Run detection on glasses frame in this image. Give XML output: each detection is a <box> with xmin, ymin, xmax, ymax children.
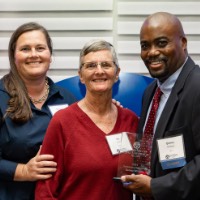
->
<box><xmin>81</xmin><ymin>61</ymin><xmax>117</xmax><ymax>71</ymax></box>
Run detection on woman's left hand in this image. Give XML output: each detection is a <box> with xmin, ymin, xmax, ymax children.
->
<box><xmin>14</xmin><ymin>146</ymin><xmax>57</xmax><ymax>181</ymax></box>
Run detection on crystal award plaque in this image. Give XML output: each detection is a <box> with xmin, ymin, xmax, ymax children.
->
<box><xmin>114</xmin><ymin>132</ymin><xmax>150</xmax><ymax>180</ymax></box>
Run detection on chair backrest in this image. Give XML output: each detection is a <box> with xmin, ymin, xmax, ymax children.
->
<box><xmin>56</xmin><ymin>72</ymin><xmax>153</xmax><ymax>116</ymax></box>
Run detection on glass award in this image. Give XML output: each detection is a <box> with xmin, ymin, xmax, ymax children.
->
<box><xmin>113</xmin><ymin>132</ymin><xmax>149</xmax><ymax>180</ymax></box>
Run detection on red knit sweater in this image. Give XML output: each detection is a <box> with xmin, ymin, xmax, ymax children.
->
<box><xmin>35</xmin><ymin>102</ymin><xmax>138</xmax><ymax>200</ymax></box>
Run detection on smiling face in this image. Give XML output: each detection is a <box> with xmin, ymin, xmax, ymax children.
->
<box><xmin>14</xmin><ymin>30</ymin><xmax>52</xmax><ymax>81</ymax></box>
<box><xmin>140</xmin><ymin>12</ymin><xmax>187</xmax><ymax>82</ymax></box>
<box><xmin>79</xmin><ymin>50</ymin><xmax>120</xmax><ymax>94</ymax></box>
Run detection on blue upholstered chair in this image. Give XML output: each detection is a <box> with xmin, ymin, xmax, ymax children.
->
<box><xmin>56</xmin><ymin>72</ymin><xmax>153</xmax><ymax>116</ymax></box>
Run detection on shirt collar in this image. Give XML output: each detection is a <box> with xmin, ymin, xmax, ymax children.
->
<box><xmin>157</xmin><ymin>57</ymin><xmax>188</xmax><ymax>96</ymax></box>
<box><xmin>47</xmin><ymin>77</ymin><xmax>64</xmax><ymax>98</ymax></box>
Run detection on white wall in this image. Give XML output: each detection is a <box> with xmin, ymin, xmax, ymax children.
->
<box><xmin>0</xmin><ymin>0</ymin><xmax>200</xmax><ymax>82</ymax></box>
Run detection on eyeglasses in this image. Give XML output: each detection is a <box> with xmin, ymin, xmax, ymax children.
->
<box><xmin>81</xmin><ymin>61</ymin><xmax>116</xmax><ymax>70</ymax></box>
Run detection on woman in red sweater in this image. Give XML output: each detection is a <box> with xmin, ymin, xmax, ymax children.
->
<box><xmin>35</xmin><ymin>39</ymin><xmax>138</xmax><ymax>200</ymax></box>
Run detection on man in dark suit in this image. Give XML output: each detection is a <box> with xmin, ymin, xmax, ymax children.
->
<box><xmin>121</xmin><ymin>12</ymin><xmax>200</xmax><ymax>200</ymax></box>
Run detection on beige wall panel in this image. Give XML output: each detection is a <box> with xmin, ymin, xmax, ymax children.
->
<box><xmin>118</xmin><ymin>2</ymin><xmax>200</xmax><ymax>15</ymax></box>
<box><xmin>0</xmin><ymin>0</ymin><xmax>113</xmax><ymax>11</ymax></box>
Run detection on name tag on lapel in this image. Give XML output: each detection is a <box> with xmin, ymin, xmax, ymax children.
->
<box><xmin>157</xmin><ymin>134</ymin><xmax>186</xmax><ymax>170</ymax></box>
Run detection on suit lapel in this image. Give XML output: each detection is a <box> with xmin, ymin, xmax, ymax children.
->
<box><xmin>150</xmin><ymin>57</ymin><xmax>196</xmax><ymax>175</ymax></box>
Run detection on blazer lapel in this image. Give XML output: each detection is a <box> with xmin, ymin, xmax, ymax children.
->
<box><xmin>150</xmin><ymin>56</ymin><xmax>196</xmax><ymax>175</ymax></box>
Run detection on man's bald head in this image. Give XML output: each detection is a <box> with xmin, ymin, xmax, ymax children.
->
<box><xmin>140</xmin><ymin>12</ymin><xmax>185</xmax><ymax>39</ymax></box>
<box><xmin>140</xmin><ymin>12</ymin><xmax>187</xmax><ymax>82</ymax></box>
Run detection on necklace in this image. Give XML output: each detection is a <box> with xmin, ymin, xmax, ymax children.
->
<box><xmin>29</xmin><ymin>79</ymin><xmax>49</xmax><ymax>104</ymax></box>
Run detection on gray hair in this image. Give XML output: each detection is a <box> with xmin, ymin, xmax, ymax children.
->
<box><xmin>79</xmin><ymin>39</ymin><xmax>119</xmax><ymax>69</ymax></box>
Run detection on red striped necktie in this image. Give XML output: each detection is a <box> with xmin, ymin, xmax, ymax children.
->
<box><xmin>139</xmin><ymin>87</ymin><xmax>163</xmax><ymax>174</ymax></box>
<box><xmin>140</xmin><ymin>87</ymin><xmax>162</xmax><ymax>200</ymax></box>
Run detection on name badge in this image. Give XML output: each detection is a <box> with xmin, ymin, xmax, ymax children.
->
<box><xmin>48</xmin><ymin>104</ymin><xmax>68</xmax><ymax>116</ymax></box>
<box><xmin>157</xmin><ymin>135</ymin><xmax>186</xmax><ymax>170</ymax></box>
<box><xmin>106</xmin><ymin>132</ymin><xmax>133</xmax><ymax>155</ymax></box>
